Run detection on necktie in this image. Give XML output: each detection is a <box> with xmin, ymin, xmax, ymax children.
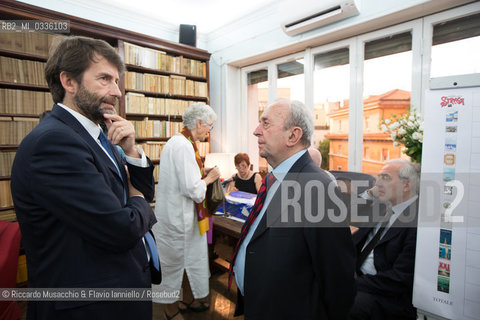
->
<box><xmin>144</xmin><ymin>232</ymin><xmax>160</xmax><ymax>271</ymax></box>
<box><xmin>356</xmin><ymin>208</ymin><xmax>394</xmax><ymax>274</ymax></box>
<box><xmin>99</xmin><ymin>131</ymin><xmax>127</xmax><ymax>204</ymax></box>
<box><xmin>99</xmin><ymin>131</ymin><xmax>156</xmax><ymax>269</ymax></box>
<box><xmin>98</xmin><ymin>131</ymin><xmax>121</xmax><ymax>175</ymax></box>
<box><xmin>228</xmin><ymin>172</ymin><xmax>276</xmax><ymax>290</ymax></box>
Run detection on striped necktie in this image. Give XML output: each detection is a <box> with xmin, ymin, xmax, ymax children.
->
<box><xmin>228</xmin><ymin>172</ymin><xmax>276</xmax><ymax>290</ymax></box>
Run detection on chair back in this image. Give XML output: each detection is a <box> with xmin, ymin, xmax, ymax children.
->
<box><xmin>329</xmin><ymin>171</ymin><xmax>376</xmax><ymax>195</ymax></box>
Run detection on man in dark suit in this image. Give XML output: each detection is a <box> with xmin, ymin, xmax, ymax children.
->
<box><xmin>231</xmin><ymin>99</ymin><xmax>356</xmax><ymax>319</ymax></box>
<box><xmin>11</xmin><ymin>36</ymin><xmax>159</xmax><ymax>320</ymax></box>
<box><xmin>349</xmin><ymin>159</ymin><xmax>420</xmax><ymax>320</ymax></box>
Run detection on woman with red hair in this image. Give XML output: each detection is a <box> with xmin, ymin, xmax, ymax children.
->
<box><xmin>227</xmin><ymin>153</ymin><xmax>262</xmax><ymax>194</ymax></box>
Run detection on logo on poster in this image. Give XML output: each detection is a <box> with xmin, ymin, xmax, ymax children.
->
<box><xmin>440</xmin><ymin>96</ymin><xmax>464</xmax><ymax>108</ymax></box>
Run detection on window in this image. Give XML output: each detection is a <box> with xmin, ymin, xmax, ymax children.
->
<box><xmin>247</xmin><ymin>69</ymin><xmax>269</xmax><ymax>174</ymax></box>
<box><xmin>382</xmin><ymin>148</ymin><xmax>389</xmax><ymax>161</ymax></box>
<box><xmin>362</xmin><ymin>31</ymin><xmax>412</xmax><ymax>173</ymax></box>
<box><xmin>237</xmin><ymin>6</ymin><xmax>477</xmax><ymax>176</ymax></box>
<box><xmin>431</xmin><ymin>13</ymin><xmax>480</xmax><ymax>78</ymax></box>
<box><xmin>313</xmin><ymin>47</ymin><xmax>350</xmax><ymax>171</ymax></box>
<box><xmin>277</xmin><ymin>59</ymin><xmax>304</xmax><ymax>101</ymax></box>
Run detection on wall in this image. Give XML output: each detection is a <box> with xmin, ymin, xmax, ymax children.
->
<box><xmin>17</xmin><ymin>0</ymin><xmax>209</xmax><ymax>48</ymax></box>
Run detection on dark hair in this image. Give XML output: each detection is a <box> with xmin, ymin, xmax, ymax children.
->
<box><xmin>234</xmin><ymin>153</ymin><xmax>250</xmax><ymax>166</ymax></box>
<box><xmin>45</xmin><ymin>36</ymin><xmax>124</xmax><ymax>103</ymax></box>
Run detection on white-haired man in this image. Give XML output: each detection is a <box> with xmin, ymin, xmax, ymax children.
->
<box><xmin>230</xmin><ymin>99</ymin><xmax>356</xmax><ymax>319</ymax></box>
<box><xmin>350</xmin><ymin>159</ymin><xmax>420</xmax><ymax>320</ymax></box>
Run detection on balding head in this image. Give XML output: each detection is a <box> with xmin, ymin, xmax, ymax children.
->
<box><xmin>308</xmin><ymin>147</ymin><xmax>322</xmax><ymax>167</ymax></box>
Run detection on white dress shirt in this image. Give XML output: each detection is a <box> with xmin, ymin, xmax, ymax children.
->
<box><xmin>57</xmin><ymin>103</ymin><xmax>147</xmax><ymax>167</ymax></box>
<box><xmin>360</xmin><ymin>195</ymin><xmax>418</xmax><ymax>275</ymax></box>
<box><xmin>234</xmin><ymin>149</ymin><xmax>306</xmax><ymax>295</ymax></box>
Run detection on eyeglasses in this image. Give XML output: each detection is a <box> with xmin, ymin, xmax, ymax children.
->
<box><xmin>377</xmin><ymin>173</ymin><xmax>393</xmax><ymax>182</ymax></box>
<box><xmin>204</xmin><ymin>122</ymin><xmax>214</xmax><ymax>130</ymax></box>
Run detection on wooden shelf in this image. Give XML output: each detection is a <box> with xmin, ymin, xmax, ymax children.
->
<box><xmin>0</xmin><ymin>176</ymin><xmax>12</xmax><ymax>181</ymax></box>
<box><xmin>135</xmin><ymin>137</ymin><xmax>170</xmax><ymax>142</ymax></box>
<box><xmin>0</xmin><ymin>113</ymin><xmax>40</xmax><ymax>119</ymax></box>
<box><xmin>0</xmin><ymin>145</ymin><xmax>19</xmax><ymax>151</ymax></box>
<box><xmin>125</xmin><ymin>64</ymin><xmax>207</xmax><ymax>82</ymax></box>
<box><xmin>0</xmin><ymin>48</ymin><xmax>47</xmax><ymax>62</ymax></box>
<box><xmin>0</xmin><ymin>206</ymin><xmax>14</xmax><ymax>212</ymax></box>
<box><xmin>0</xmin><ymin>81</ymin><xmax>49</xmax><ymax>91</ymax></box>
<box><xmin>124</xmin><ymin>89</ymin><xmax>208</xmax><ymax>102</ymax></box>
<box><xmin>126</xmin><ymin>113</ymin><xmax>183</xmax><ymax>121</ymax></box>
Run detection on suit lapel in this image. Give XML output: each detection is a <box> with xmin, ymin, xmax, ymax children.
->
<box><xmin>249</xmin><ymin>152</ymin><xmax>311</xmax><ymax>243</ymax></box>
<box><xmin>50</xmin><ymin>105</ymin><xmax>126</xmax><ymax>185</ymax></box>
<box><xmin>376</xmin><ymin>199</ymin><xmax>419</xmax><ymax>246</ymax></box>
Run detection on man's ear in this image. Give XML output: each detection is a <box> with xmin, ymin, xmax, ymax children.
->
<box><xmin>403</xmin><ymin>178</ymin><xmax>412</xmax><ymax>194</ymax></box>
<box><xmin>59</xmin><ymin>71</ymin><xmax>78</xmax><ymax>95</ymax></box>
<box><xmin>286</xmin><ymin>127</ymin><xmax>303</xmax><ymax>147</ymax></box>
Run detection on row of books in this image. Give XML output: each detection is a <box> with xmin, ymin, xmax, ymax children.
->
<box><xmin>0</xmin><ymin>208</ymin><xmax>16</xmax><ymax>222</ymax></box>
<box><xmin>0</xmin><ymin>151</ymin><xmax>16</xmax><ymax>176</ymax></box>
<box><xmin>123</xmin><ymin>42</ymin><xmax>206</xmax><ymax>77</ymax></box>
<box><xmin>0</xmin><ymin>180</ymin><xmax>13</xmax><ymax>208</ymax></box>
<box><xmin>0</xmin><ymin>32</ymin><xmax>61</xmax><ymax>57</ymax></box>
<box><xmin>0</xmin><ymin>56</ymin><xmax>47</xmax><ymax>86</ymax></box>
<box><xmin>124</xmin><ymin>71</ymin><xmax>208</xmax><ymax>97</ymax></box>
<box><xmin>153</xmin><ymin>164</ymin><xmax>159</xmax><ymax>184</ymax></box>
<box><xmin>138</xmin><ymin>141</ymin><xmax>166</xmax><ymax>161</ymax></box>
<box><xmin>0</xmin><ymin>119</ymin><xmax>39</xmax><ymax>145</ymax></box>
<box><xmin>0</xmin><ymin>89</ymin><xmax>53</xmax><ymax>115</ymax></box>
<box><xmin>138</xmin><ymin>140</ymin><xmax>209</xmax><ymax>161</ymax></box>
<box><xmin>131</xmin><ymin>119</ymin><xmax>182</xmax><ymax>138</ymax></box>
<box><xmin>126</xmin><ymin>93</ymin><xmax>198</xmax><ymax>116</ymax></box>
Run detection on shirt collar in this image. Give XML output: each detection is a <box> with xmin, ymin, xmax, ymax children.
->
<box><xmin>271</xmin><ymin>149</ymin><xmax>307</xmax><ymax>183</ymax></box>
<box><xmin>387</xmin><ymin>194</ymin><xmax>418</xmax><ymax>228</ymax></box>
<box><xmin>57</xmin><ymin>103</ymin><xmax>102</xmax><ymax>141</ymax></box>
<box><xmin>392</xmin><ymin>195</ymin><xmax>418</xmax><ymax>215</ymax></box>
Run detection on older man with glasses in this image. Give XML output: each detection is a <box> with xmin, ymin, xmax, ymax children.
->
<box><xmin>349</xmin><ymin>159</ymin><xmax>421</xmax><ymax>320</ymax></box>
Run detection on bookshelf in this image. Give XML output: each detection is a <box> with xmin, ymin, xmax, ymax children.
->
<box><xmin>0</xmin><ymin>1</ymin><xmax>211</xmax><ymax>222</ymax></box>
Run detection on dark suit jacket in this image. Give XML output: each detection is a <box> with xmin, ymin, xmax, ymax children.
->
<box><xmin>235</xmin><ymin>151</ymin><xmax>356</xmax><ymax>320</ymax></box>
<box><xmin>10</xmin><ymin>104</ymin><xmax>158</xmax><ymax>320</ymax></box>
<box><xmin>353</xmin><ymin>199</ymin><xmax>418</xmax><ymax>320</ymax></box>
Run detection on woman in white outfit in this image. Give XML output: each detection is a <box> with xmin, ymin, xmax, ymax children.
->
<box><xmin>152</xmin><ymin>103</ymin><xmax>220</xmax><ymax>320</ymax></box>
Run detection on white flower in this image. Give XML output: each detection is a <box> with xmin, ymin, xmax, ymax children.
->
<box><xmin>384</xmin><ymin>119</ymin><xmax>391</xmax><ymax>125</ymax></box>
<box><xmin>409</xmin><ymin>115</ymin><xmax>415</xmax><ymax>121</ymax></box>
<box><xmin>417</xmin><ymin>132</ymin><xmax>423</xmax><ymax>141</ymax></box>
<box><xmin>398</xmin><ymin>128</ymin><xmax>407</xmax><ymax>135</ymax></box>
<box><xmin>412</xmin><ymin>132</ymin><xmax>420</xmax><ymax>140</ymax></box>
<box><xmin>381</xmin><ymin>124</ymin><xmax>388</xmax><ymax>132</ymax></box>
<box><xmin>389</xmin><ymin>122</ymin><xmax>400</xmax><ymax>130</ymax></box>
<box><xmin>407</xmin><ymin>121</ymin><xmax>415</xmax><ymax>128</ymax></box>
<box><xmin>393</xmin><ymin>141</ymin><xmax>400</xmax><ymax>147</ymax></box>
<box><xmin>419</xmin><ymin>123</ymin><xmax>424</xmax><ymax>131</ymax></box>
<box><xmin>391</xmin><ymin>131</ymin><xmax>397</xmax><ymax>139</ymax></box>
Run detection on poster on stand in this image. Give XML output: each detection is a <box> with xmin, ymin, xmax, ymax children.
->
<box><xmin>413</xmin><ymin>84</ymin><xmax>480</xmax><ymax>320</ymax></box>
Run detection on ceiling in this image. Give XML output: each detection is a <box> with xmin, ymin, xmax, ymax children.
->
<box><xmin>95</xmin><ymin>0</ymin><xmax>278</xmax><ymax>34</ymax></box>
